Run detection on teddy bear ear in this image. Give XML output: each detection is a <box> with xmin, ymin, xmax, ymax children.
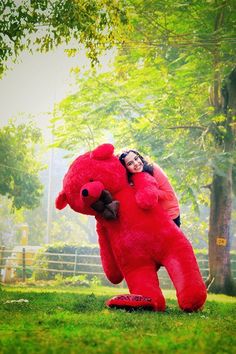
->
<box><xmin>91</xmin><ymin>144</ymin><xmax>114</xmax><ymax>160</ymax></box>
<box><xmin>55</xmin><ymin>191</ymin><xmax>68</xmax><ymax>210</ymax></box>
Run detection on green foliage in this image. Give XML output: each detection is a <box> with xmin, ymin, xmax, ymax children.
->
<box><xmin>52</xmin><ymin>0</ymin><xmax>236</xmax><ymax>212</ymax></box>
<box><xmin>0</xmin><ymin>122</ymin><xmax>44</xmax><ymax>210</ymax></box>
<box><xmin>180</xmin><ymin>207</ymin><xmax>209</xmax><ymax>248</ymax></box>
<box><xmin>50</xmin><ymin>213</ymin><xmax>92</xmax><ymax>244</ymax></box>
<box><xmin>23</xmin><ymin>203</ymin><xmax>47</xmax><ymax>245</ymax></box>
<box><xmin>15</xmin><ymin>267</ymin><xmax>33</xmax><ymax>279</ymax></box>
<box><xmin>42</xmin><ymin>242</ymin><xmax>99</xmax><ymax>255</ymax></box>
<box><xmin>0</xmin><ymin>286</ymin><xmax>235</xmax><ymax>353</ymax></box>
<box><xmin>54</xmin><ymin>274</ymin><xmax>101</xmax><ymax>288</ymax></box>
<box><xmin>90</xmin><ymin>275</ymin><xmax>102</xmax><ymax>287</ymax></box>
<box><xmin>63</xmin><ymin>274</ymin><xmax>90</xmax><ymax>287</ymax></box>
<box><xmin>33</xmin><ymin>242</ymin><xmax>101</xmax><ymax>280</ymax></box>
<box><xmin>0</xmin><ymin>196</ymin><xmax>23</xmax><ymax>246</ymax></box>
<box><xmin>0</xmin><ymin>0</ymin><xmax>128</xmax><ymax>76</ymax></box>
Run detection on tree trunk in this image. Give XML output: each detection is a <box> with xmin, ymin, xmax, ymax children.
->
<box><xmin>206</xmin><ymin>167</ymin><xmax>235</xmax><ymax>294</ymax></box>
<box><xmin>206</xmin><ymin>68</ymin><xmax>236</xmax><ymax>295</ymax></box>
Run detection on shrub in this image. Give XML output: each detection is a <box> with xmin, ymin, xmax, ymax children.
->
<box><xmin>32</xmin><ymin>243</ymin><xmax>102</xmax><ymax>281</ymax></box>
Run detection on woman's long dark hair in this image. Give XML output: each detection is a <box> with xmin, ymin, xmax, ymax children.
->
<box><xmin>119</xmin><ymin>149</ymin><xmax>154</xmax><ymax>182</ymax></box>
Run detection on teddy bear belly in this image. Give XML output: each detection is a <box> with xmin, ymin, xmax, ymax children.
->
<box><xmin>105</xmin><ymin>221</ymin><xmax>168</xmax><ymax>271</ymax></box>
<box><xmin>99</xmin><ymin>187</ymin><xmax>188</xmax><ymax>273</ymax></box>
<box><xmin>102</xmin><ymin>199</ymin><xmax>187</xmax><ymax>272</ymax></box>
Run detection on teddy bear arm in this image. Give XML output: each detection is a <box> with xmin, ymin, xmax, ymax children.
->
<box><xmin>96</xmin><ymin>222</ymin><xmax>124</xmax><ymax>284</ymax></box>
<box><xmin>132</xmin><ymin>173</ymin><xmax>159</xmax><ymax>209</ymax></box>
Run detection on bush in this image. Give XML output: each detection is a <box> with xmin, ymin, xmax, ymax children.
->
<box><xmin>32</xmin><ymin>242</ymin><xmax>102</xmax><ymax>281</ymax></box>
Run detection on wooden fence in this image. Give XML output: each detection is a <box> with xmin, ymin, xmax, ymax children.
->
<box><xmin>0</xmin><ymin>246</ymin><xmax>236</xmax><ymax>288</ymax></box>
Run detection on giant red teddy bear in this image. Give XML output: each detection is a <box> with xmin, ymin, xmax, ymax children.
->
<box><xmin>56</xmin><ymin>143</ymin><xmax>207</xmax><ymax>312</ymax></box>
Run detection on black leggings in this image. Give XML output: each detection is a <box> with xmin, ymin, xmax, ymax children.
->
<box><xmin>173</xmin><ymin>215</ymin><xmax>181</xmax><ymax>228</ymax></box>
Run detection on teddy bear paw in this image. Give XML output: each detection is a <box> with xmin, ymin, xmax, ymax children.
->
<box><xmin>106</xmin><ymin>294</ymin><xmax>157</xmax><ymax>311</ymax></box>
<box><xmin>135</xmin><ymin>190</ymin><xmax>159</xmax><ymax>209</ymax></box>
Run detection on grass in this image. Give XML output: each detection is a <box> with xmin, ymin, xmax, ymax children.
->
<box><xmin>0</xmin><ymin>284</ymin><xmax>236</xmax><ymax>354</ymax></box>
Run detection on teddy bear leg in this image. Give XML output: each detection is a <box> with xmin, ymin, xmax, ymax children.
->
<box><xmin>164</xmin><ymin>256</ymin><xmax>207</xmax><ymax>312</ymax></box>
<box><xmin>106</xmin><ymin>265</ymin><xmax>165</xmax><ymax>311</ymax></box>
<box><xmin>125</xmin><ymin>265</ymin><xmax>166</xmax><ymax>311</ymax></box>
<box><xmin>179</xmin><ymin>279</ymin><xmax>207</xmax><ymax>312</ymax></box>
<box><xmin>177</xmin><ymin>283</ymin><xmax>207</xmax><ymax>312</ymax></box>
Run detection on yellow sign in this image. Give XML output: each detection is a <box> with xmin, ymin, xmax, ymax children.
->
<box><xmin>216</xmin><ymin>237</ymin><xmax>227</xmax><ymax>246</ymax></box>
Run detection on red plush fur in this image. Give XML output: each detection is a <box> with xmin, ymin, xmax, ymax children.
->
<box><xmin>56</xmin><ymin>143</ymin><xmax>207</xmax><ymax>312</ymax></box>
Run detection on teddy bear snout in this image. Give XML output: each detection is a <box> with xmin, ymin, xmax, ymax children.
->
<box><xmin>82</xmin><ymin>189</ymin><xmax>89</xmax><ymax>197</ymax></box>
<box><xmin>80</xmin><ymin>181</ymin><xmax>105</xmax><ymax>200</ymax></box>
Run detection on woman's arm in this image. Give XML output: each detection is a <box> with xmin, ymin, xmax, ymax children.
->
<box><xmin>152</xmin><ymin>164</ymin><xmax>177</xmax><ymax>201</ymax></box>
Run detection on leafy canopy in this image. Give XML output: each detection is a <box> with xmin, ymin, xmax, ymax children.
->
<box><xmin>51</xmin><ymin>2</ymin><xmax>236</xmax><ymax>293</ymax></box>
<box><xmin>52</xmin><ymin>0</ymin><xmax>236</xmax><ymax>208</ymax></box>
<box><xmin>0</xmin><ymin>0</ymin><xmax>128</xmax><ymax>77</ymax></box>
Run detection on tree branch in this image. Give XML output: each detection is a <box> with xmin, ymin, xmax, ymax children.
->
<box><xmin>201</xmin><ymin>184</ymin><xmax>212</xmax><ymax>190</ymax></box>
<box><xmin>168</xmin><ymin>125</ymin><xmax>205</xmax><ymax>130</ymax></box>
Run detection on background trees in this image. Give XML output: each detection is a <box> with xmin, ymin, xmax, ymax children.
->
<box><xmin>0</xmin><ymin>0</ymin><xmax>235</xmax><ymax>294</ymax></box>
<box><xmin>0</xmin><ymin>122</ymin><xmax>43</xmax><ymax>209</ymax></box>
<box><xmin>52</xmin><ymin>0</ymin><xmax>236</xmax><ymax>294</ymax></box>
<box><xmin>1</xmin><ymin>0</ymin><xmax>127</xmax><ymax>246</ymax></box>
<box><xmin>0</xmin><ymin>122</ymin><xmax>44</xmax><ymax>247</ymax></box>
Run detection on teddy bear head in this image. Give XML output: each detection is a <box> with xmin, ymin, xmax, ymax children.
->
<box><xmin>55</xmin><ymin>143</ymin><xmax>128</xmax><ymax>217</ymax></box>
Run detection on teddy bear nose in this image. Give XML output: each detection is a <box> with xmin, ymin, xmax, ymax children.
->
<box><xmin>82</xmin><ymin>189</ymin><xmax>89</xmax><ymax>197</ymax></box>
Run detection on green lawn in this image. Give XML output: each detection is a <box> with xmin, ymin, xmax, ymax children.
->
<box><xmin>0</xmin><ymin>285</ymin><xmax>235</xmax><ymax>354</ymax></box>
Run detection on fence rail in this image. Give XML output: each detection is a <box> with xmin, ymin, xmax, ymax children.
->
<box><xmin>0</xmin><ymin>246</ymin><xmax>236</xmax><ymax>288</ymax></box>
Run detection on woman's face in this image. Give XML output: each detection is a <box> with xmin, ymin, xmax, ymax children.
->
<box><xmin>124</xmin><ymin>151</ymin><xmax>144</xmax><ymax>174</ymax></box>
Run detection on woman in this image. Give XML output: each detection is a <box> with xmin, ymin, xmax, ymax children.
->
<box><xmin>119</xmin><ymin>149</ymin><xmax>181</xmax><ymax>227</ymax></box>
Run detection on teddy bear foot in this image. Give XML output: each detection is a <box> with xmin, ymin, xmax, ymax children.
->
<box><xmin>106</xmin><ymin>294</ymin><xmax>158</xmax><ymax>311</ymax></box>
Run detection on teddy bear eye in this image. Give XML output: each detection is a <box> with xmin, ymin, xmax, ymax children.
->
<box><xmin>89</xmin><ymin>178</ymin><xmax>94</xmax><ymax>182</ymax></box>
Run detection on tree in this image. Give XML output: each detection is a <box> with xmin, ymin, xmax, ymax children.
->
<box><xmin>206</xmin><ymin>67</ymin><xmax>236</xmax><ymax>294</ymax></box>
<box><xmin>52</xmin><ymin>0</ymin><xmax>236</xmax><ymax>294</ymax></box>
<box><xmin>0</xmin><ymin>196</ymin><xmax>23</xmax><ymax>247</ymax></box>
<box><xmin>0</xmin><ymin>0</ymin><xmax>128</xmax><ymax>77</ymax></box>
<box><xmin>0</xmin><ymin>122</ymin><xmax>44</xmax><ymax>209</ymax></box>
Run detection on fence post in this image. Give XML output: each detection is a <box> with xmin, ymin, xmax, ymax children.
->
<box><xmin>74</xmin><ymin>249</ymin><xmax>78</xmax><ymax>276</ymax></box>
<box><xmin>0</xmin><ymin>246</ymin><xmax>5</xmax><ymax>282</ymax></box>
<box><xmin>22</xmin><ymin>247</ymin><xmax>26</xmax><ymax>282</ymax></box>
